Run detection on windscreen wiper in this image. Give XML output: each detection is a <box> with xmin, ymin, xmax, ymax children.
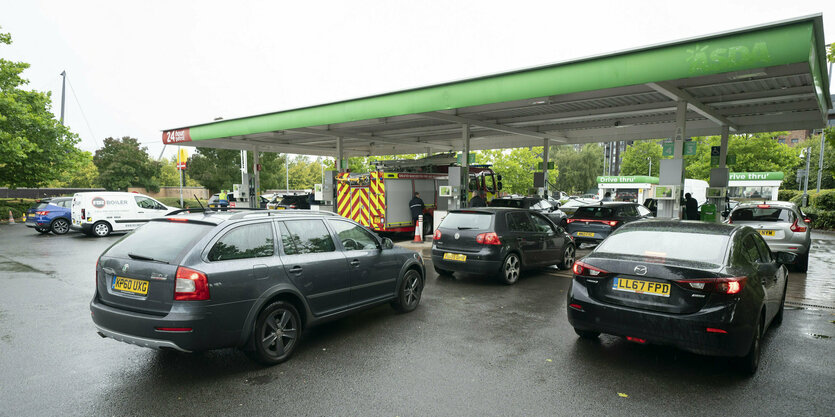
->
<box><xmin>127</xmin><ymin>253</ymin><xmax>169</xmax><ymax>264</ymax></box>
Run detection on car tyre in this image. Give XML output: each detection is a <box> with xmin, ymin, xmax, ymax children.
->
<box><xmin>422</xmin><ymin>215</ymin><xmax>433</xmax><ymax>236</ymax></box>
<box><xmin>795</xmin><ymin>252</ymin><xmax>809</xmax><ymax>273</ymax></box>
<box><xmin>434</xmin><ymin>266</ymin><xmax>453</xmax><ymax>276</ymax></box>
<box><xmin>740</xmin><ymin>313</ymin><xmax>763</xmax><ymax>375</ymax></box>
<box><xmin>249</xmin><ymin>301</ymin><xmax>301</xmax><ymax>365</ymax></box>
<box><xmin>773</xmin><ymin>286</ymin><xmax>787</xmax><ymax>326</ymax></box>
<box><xmin>92</xmin><ymin>221</ymin><xmax>111</xmax><ymax>237</ymax></box>
<box><xmin>391</xmin><ymin>269</ymin><xmax>423</xmax><ymax>313</ymax></box>
<box><xmin>558</xmin><ymin>244</ymin><xmax>576</xmax><ymax>270</ymax></box>
<box><xmin>574</xmin><ymin>328</ymin><xmax>600</xmax><ymax>339</ymax></box>
<box><xmin>50</xmin><ymin>218</ymin><xmax>70</xmax><ymax>235</ymax></box>
<box><xmin>498</xmin><ymin>253</ymin><xmax>521</xmax><ymax>285</ymax></box>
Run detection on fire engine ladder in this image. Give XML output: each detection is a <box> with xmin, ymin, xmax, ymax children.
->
<box><xmin>371</xmin><ymin>152</ymin><xmax>458</xmax><ymax>170</ymax></box>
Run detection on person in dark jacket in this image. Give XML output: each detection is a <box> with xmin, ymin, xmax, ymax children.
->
<box><xmin>409</xmin><ymin>192</ymin><xmax>425</xmax><ymax>224</ymax></box>
<box><xmin>469</xmin><ymin>190</ymin><xmax>486</xmax><ymax>207</ymax></box>
<box><xmin>684</xmin><ymin>192</ymin><xmax>699</xmax><ymax>220</ymax></box>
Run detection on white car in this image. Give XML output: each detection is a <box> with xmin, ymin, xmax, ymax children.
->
<box><xmin>558</xmin><ymin>197</ymin><xmax>598</xmax><ymax>215</ymax></box>
<box><xmin>71</xmin><ymin>191</ymin><xmax>178</xmax><ymax>237</ymax></box>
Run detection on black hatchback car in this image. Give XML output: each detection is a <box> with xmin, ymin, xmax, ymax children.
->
<box><xmin>566</xmin><ymin>202</ymin><xmax>653</xmax><ymax>245</ymax></box>
<box><xmin>91</xmin><ymin>209</ymin><xmax>424</xmax><ymax>364</ymax></box>
<box><xmin>431</xmin><ymin>208</ymin><xmax>575</xmax><ymax>285</ymax></box>
<box><xmin>567</xmin><ymin>220</ymin><xmax>793</xmax><ymax>374</ymax></box>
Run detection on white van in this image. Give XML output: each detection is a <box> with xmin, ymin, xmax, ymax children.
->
<box><xmin>71</xmin><ymin>192</ymin><xmax>178</xmax><ymax>237</ymax></box>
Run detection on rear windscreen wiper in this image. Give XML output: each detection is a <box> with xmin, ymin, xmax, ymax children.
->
<box><xmin>457</xmin><ymin>226</ymin><xmax>476</xmax><ymax>230</ymax></box>
<box><xmin>127</xmin><ymin>253</ymin><xmax>169</xmax><ymax>264</ymax></box>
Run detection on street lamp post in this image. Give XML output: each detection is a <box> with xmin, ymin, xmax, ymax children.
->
<box><xmin>647</xmin><ymin>157</ymin><xmax>652</xmax><ymax>176</ymax></box>
<box><xmin>801</xmin><ymin>146</ymin><xmax>812</xmax><ymax>207</ymax></box>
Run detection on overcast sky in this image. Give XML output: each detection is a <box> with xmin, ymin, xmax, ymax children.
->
<box><xmin>3</xmin><ymin>0</ymin><xmax>835</xmax><ymax>159</ymax></box>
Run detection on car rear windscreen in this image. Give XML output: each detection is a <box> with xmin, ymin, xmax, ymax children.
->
<box><xmin>730</xmin><ymin>208</ymin><xmax>793</xmax><ymax>222</ymax></box>
<box><xmin>490</xmin><ymin>200</ymin><xmax>524</xmax><ymax>208</ymax></box>
<box><xmin>595</xmin><ymin>230</ymin><xmax>729</xmax><ymax>265</ymax></box>
<box><xmin>574</xmin><ymin>206</ymin><xmax>615</xmax><ymax>218</ymax></box>
<box><xmin>105</xmin><ymin>221</ymin><xmax>214</xmax><ymax>264</ymax></box>
<box><xmin>440</xmin><ymin>212</ymin><xmax>492</xmax><ymax>230</ymax></box>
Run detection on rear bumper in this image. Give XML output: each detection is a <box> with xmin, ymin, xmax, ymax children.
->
<box><xmin>431</xmin><ymin>247</ymin><xmax>502</xmax><ymax>275</ymax></box>
<box><xmin>764</xmin><ymin>240</ymin><xmax>810</xmax><ymax>255</ymax></box>
<box><xmin>90</xmin><ymin>296</ymin><xmax>237</xmax><ymax>352</ymax></box>
<box><xmin>567</xmin><ymin>279</ymin><xmax>755</xmax><ymax>357</ymax></box>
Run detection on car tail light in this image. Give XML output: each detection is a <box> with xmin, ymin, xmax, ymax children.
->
<box><xmin>803</xmin><ymin>217</ymin><xmax>811</xmax><ymax>224</ymax></box>
<box><xmin>607</xmin><ymin>220</ymin><xmax>619</xmax><ymax>227</ymax></box>
<box><xmin>81</xmin><ymin>208</ymin><xmax>86</xmax><ymax>219</ymax></box>
<box><xmin>155</xmin><ymin>327</ymin><xmax>193</xmax><ymax>332</ymax></box>
<box><xmin>706</xmin><ymin>328</ymin><xmax>727</xmax><ymax>334</ymax></box>
<box><xmin>566</xmin><ymin>219</ymin><xmax>577</xmax><ymax>224</ymax></box>
<box><xmin>35</xmin><ymin>211</ymin><xmax>49</xmax><ymax>215</ymax></box>
<box><xmin>95</xmin><ymin>258</ymin><xmax>99</xmax><ymax>286</ymax></box>
<box><xmin>572</xmin><ymin>260</ymin><xmax>609</xmax><ymax>277</ymax></box>
<box><xmin>757</xmin><ymin>204</ymin><xmax>771</xmax><ymax>209</ymax></box>
<box><xmin>569</xmin><ymin>303</ymin><xmax>584</xmax><ymax>312</ymax></box>
<box><xmin>168</xmin><ymin>218</ymin><xmax>188</xmax><ymax>222</ymax></box>
<box><xmin>289</xmin><ymin>205</ymin><xmax>296</xmax><ymax>209</ymax></box>
<box><xmin>433</xmin><ymin>229</ymin><xmax>442</xmax><ymax>240</ymax></box>
<box><xmin>174</xmin><ymin>267</ymin><xmax>210</xmax><ymax>301</ymax></box>
<box><xmin>790</xmin><ymin>218</ymin><xmax>807</xmax><ymax>232</ymax></box>
<box><xmin>626</xmin><ymin>336</ymin><xmax>646</xmax><ymax>344</ymax></box>
<box><xmin>679</xmin><ymin>276</ymin><xmax>747</xmax><ymax>294</ymax></box>
<box><xmin>476</xmin><ymin>232</ymin><xmax>501</xmax><ymax>245</ymax></box>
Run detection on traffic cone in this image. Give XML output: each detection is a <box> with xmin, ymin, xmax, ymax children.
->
<box><xmin>8</xmin><ymin>210</ymin><xmax>15</xmax><ymax>224</ymax></box>
<box><xmin>413</xmin><ymin>215</ymin><xmax>423</xmax><ymax>242</ymax></box>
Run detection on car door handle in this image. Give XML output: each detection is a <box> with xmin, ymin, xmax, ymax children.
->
<box><xmin>350</xmin><ymin>259</ymin><xmax>360</xmax><ymax>267</ymax></box>
<box><xmin>289</xmin><ymin>266</ymin><xmax>303</xmax><ymax>274</ymax></box>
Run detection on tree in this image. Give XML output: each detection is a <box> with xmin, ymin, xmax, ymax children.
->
<box><xmin>682</xmin><ymin>132</ymin><xmax>797</xmax><ymax>181</ymax></box>
<box><xmin>155</xmin><ymin>155</ymin><xmax>200</xmax><ymax>187</ymax></box>
<box><xmin>551</xmin><ymin>144</ymin><xmax>603</xmax><ymax>194</ymax></box>
<box><xmin>620</xmin><ymin>140</ymin><xmax>663</xmax><ymax>177</ymax></box>
<box><xmin>783</xmin><ymin>132</ymin><xmax>835</xmax><ymax>190</ymax></box>
<box><xmin>187</xmin><ymin>148</ymin><xmax>245</xmax><ymax>194</ymax></box>
<box><xmin>93</xmin><ymin>137</ymin><xmax>161</xmax><ymax>191</ymax></box>
<box><xmin>0</xmin><ymin>27</ymin><xmax>81</xmax><ymax>188</ymax></box>
<box><xmin>475</xmin><ymin>147</ymin><xmax>557</xmax><ymax>195</ymax></box>
<box><xmin>46</xmin><ymin>151</ymin><xmax>99</xmax><ymax>188</ymax></box>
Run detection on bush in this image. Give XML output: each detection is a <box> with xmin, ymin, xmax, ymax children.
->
<box><xmin>0</xmin><ymin>198</ymin><xmax>37</xmax><ymax>221</ymax></box>
<box><xmin>812</xmin><ymin>189</ymin><xmax>835</xmax><ymax>211</ymax></box>
<box><xmin>778</xmin><ymin>189</ymin><xmax>801</xmax><ymax>202</ymax></box>
<box><xmin>803</xmin><ymin>207</ymin><xmax>835</xmax><ymax>230</ymax></box>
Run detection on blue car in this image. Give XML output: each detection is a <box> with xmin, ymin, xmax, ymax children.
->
<box><xmin>25</xmin><ymin>197</ymin><xmax>73</xmax><ymax>235</ymax></box>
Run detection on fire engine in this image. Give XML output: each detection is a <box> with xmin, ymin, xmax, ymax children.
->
<box><xmin>336</xmin><ymin>153</ymin><xmax>502</xmax><ymax>234</ymax></box>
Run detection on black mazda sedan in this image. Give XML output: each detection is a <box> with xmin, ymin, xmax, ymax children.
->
<box><xmin>566</xmin><ymin>220</ymin><xmax>792</xmax><ymax>374</ymax></box>
<box><xmin>91</xmin><ymin>209</ymin><xmax>424</xmax><ymax>365</ymax></box>
<box><xmin>431</xmin><ymin>208</ymin><xmax>575</xmax><ymax>284</ymax></box>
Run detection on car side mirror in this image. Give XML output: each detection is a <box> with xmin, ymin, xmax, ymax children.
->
<box><xmin>382</xmin><ymin>237</ymin><xmax>394</xmax><ymax>250</ymax></box>
<box><xmin>774</xmin><ymin>251</ymin><xmax>797</xmax><ymax>265</ymax></box>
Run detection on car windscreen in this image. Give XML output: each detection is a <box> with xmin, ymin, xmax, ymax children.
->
<box><xmin>573</xmin><ymin>206</ymin><xmax>615</xmax><ymax>218</ymax></box>
<box><xmin>596</xmin><ymin>230</ymin><xmax>729</xmax><ymax>265</ymax></box>
<box><xmin>730</xmin><ymin>207</ymin><xmax>793</xmax><ymax>222</ymax></box>
<box><xmin>280</xmin><ymin>196</ymin><xmax>305</xmax><ymax>205</ymax></box>
<box><xmin>530</xmin><ymin>199</ymin><xmax>553</xmax><ymax>211</ymax></box>
<box><xmin>105</xmin><ymin>221</ymin><xmax>214</xmax><ymax>264</ymax></box>
<box><xmin>440</xmin><ymin>212</ymin><xmax>493</xmax><ymax>230</ymax></box>
<box><xmin>490</xmin><ymin>199</ymin><xmax>524</xmax><ymax>208</ymax></box>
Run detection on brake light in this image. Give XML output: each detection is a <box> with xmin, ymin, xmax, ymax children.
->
<box><xmin>706</xmin><ymin>328</ymin><xmax>728</xmax><ymax>334</ymax></box>
<box><xmin>433</xmin><ymin>229</ymin><xmax>442</xmax><ymax>240</ymax></box>
<box><xmin>569</xmin><ymin>303</ymin><xmax>584</xmax><ymax>312</ymax></box>
<box><xmin>626</xmin><ymin>336</ymin><xmax>646</xmax><ymax>344</ymax></box>
<box><xmin>566</xmin><ymin>219</ymin><xmax>577</xmax><ymax>224</ymax></box>
<box><xmin>168</xmin><ymin>218</ymin><xmax>188</xmax><ymax>222</ymax></box>
<box><xmin>155</xmin><ymin>327</ymin><xmax>193</xmax><ymax>332</ymax></box>
<box><xmin>476</xmin><ymin>232</ymin><xmax>501</xmax><ymax>245</ymax></box>
<box><xmin>608</xmin><ymin>220</ymin><xmax>619</xmax><ymax>227</ymax></box>
<box><xmin>95</xmin><ymin>258</ymin><xmax>99</xmax><ymax>286</ymax></box>
<box><xmin>572</xmin><ymin>260</ymin><xmax>609</xmax><ymax>277</ymax></box>
<box><xmin>81</xmin><ymin>208</ymin><xmax>86</xmax><ymax>219</ymax></box>
<box><xmin>803</xmin><ymin>217</ymin><xmax>811</xmax><ymax>224</ymax></box>
<box><xmin>35</xmin><ymin>211</ymin><xmax>49</xmax><ymax>215</ymax></box>
<box><xmin>289</xmin><ymin>205</ymin><xmax>296</xmax><ymax>209</ymax></box>
<box><xmin>757</xmin><ymin>204</ymin><xmax>770</xmax><ymax>209</ymax></box>
<box><xmin>174</xmin><ymin>267</ymin><xmax>210</xmax><ymax>301</ymax></box>
<box><xmin>679</xmin><ymin>276</ymin><xmax>747</xmax><ymax>294</ymax></box>
<box><xmin>790</xmin><ymin>218</ymin><xmax>807</xmax><ymax>232</ymax></box>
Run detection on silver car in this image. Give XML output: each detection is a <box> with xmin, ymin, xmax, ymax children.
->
<box><xmin>728</xmin><ymin>201</ymin><xmax>811</xmax><ymax>272</ymax></box>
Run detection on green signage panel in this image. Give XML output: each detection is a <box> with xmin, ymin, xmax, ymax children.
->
<box><xmin>597</xmin><ymin>176</ymin><xmax>660</xmax><ymax>184</ymax></box>
<box><xmin>683</xmin><ymin>141</ymin><xmax>698</xmax><ymax>156</ymax></box>
<box><xmin>662</xmin><ymin>142</ymin><xmax>674</xmax><ymax>157</ymax></box>
<box><xmin>729</xmin><ymin>172</ymin><xmax>785</xmax><ymax>181</ymax></box>
<box><xmin>726</xmin><ymin>154</ymin><xmax>736</xmax><ymax>165</ymax></box>
<box><xmin>456</xmin><ymin>153</ymin><xmax>476</xmax><ymax>164</ymax></box>
<box><xmin>710</xmin><ymin>155</ymin><xmax>720</xmax><ymax>166</ymax></box>
<box><xmin>537</xmin><ymin>161</ymin><xmax>555</xmax><ymax>170</ymax></box>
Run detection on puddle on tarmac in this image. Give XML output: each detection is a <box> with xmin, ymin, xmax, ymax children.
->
<box><xmin>810</xmin><ymin>333</ymin><xmax>831</xmax><ymax>339</ymax></box>
<box><xmin>0</xmin><ymin>256</ymin><xmax>54</xmax><ymax>276</ymax></box>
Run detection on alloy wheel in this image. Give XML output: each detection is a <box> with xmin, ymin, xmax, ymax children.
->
<box><xmin>504</xmin><ymin>254</ymin><xmax>520</xmax><ymax>283</ymax></box>
<box><xmin>261</xmin><ymin>308</ymin><xmax>298</xmax><ymax>358</ymax></box>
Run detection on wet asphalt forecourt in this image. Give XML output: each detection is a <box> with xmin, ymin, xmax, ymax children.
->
<box><xmin>0</xmin><ymin>224</ymin><xmax>832</xmax><ymax>416</ymax></box>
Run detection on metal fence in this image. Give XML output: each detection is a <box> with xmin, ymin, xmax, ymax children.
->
<box><xmin>0</xmin><ymin>188</ymin><xmax>106</xmax><ymax>199</ymax></box>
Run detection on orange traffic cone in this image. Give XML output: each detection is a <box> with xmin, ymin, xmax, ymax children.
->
<box><xmin>8</xmin><ymin>210</ymin><xmax>15</xmax><ymax>224</ymax></box>
<box><xmin>413</xmin><ymin>215</ymin><xmax>423</xmax><ymax>242</ymax></box>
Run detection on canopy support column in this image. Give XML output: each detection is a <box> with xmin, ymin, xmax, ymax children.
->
<box><xmin>253</xmin><ymin>147</ymin><xmax>261</xmax><ymax>207</ymax></box>
<box><xmin>657</xmin><ymin>100</ymin><xmax>687</xmax><ymax>219</ymax></box>
<box><xmin>462</xmin><ymin>124</ymin><xmax>470</xmax><ymax>208</ymax></box>
<box><xmin>336</xmin><ymin>136</ymin><xmax>344</xmax><ymax>172</ymax></box>
<box><xmin>542</xmin><ymin>138</ymin><xmax>550</xmax><ymax>198</ymax></box>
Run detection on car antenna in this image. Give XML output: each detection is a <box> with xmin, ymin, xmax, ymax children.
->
<box><xmin>193</xmin><ymin>194</ymin><xmax>205</xmax><ymax>210</ymax></box>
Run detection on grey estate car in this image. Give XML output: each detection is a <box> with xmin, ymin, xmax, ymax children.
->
<box><xmin>91</xmin><ymin>209</ymin><xmax>424</xmax><ymax>364</ymax></box>
<box><xmin>728</xmin><ymin>201</ymin><xmax>812</xmax><ymax>272</ymax></box>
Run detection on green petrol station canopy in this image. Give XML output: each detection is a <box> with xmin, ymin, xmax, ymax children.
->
<box><xmin>163</xmin><ymin>15</ymin><xmax>832</xmax><ymax>157</ymax></box>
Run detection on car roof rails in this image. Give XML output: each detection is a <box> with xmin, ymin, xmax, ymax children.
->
<box><xmin>227</xmin><ymin>209</ymin><xmax>340</xmax><ymax>221</ymax></box>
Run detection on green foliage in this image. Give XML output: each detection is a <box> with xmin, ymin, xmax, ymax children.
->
<box><xmin>620</xmin><ymin>140</ymin><xmax>662</xmax><ymax>176</ymax></box>
<box><xmin>827</xmin><ymin>42</ymin><xmax>835</xmax><ymax>63</ymax></box>
<box><xmin>0</xmin><ymin>28</ymin><xmax>81</xmax><ymax>188</ymax></box>
<box><xmin>156</xmin><ymin>197</ymin><xmax>202</xmax><ymax>209</ymax></box>
<box><xmin>812</xmin><ymin>189</ymin><xmax>835</xmax><ymax>211</ymax></box>
<box><xmin>93</xmin><ymin>137</ymin><xmax>161</xmax><ymax>192</ymax></box>
<box><xmin>803</xmin><ymin>207</ymin><xmax>835</xmax><ymax>230</ymax></box>
<box><xmin>155</xmin><ymin>156</ymin><xmax>198</xmax><ymax>187</ymax></box>
<box><xmin>551</xmin><ymin>144</ymin><xmax>603</xmax><ymax>194</ymax></box>
<box><xmin>782</xmin><ymin>133</ymin><xmax>835</xmax><ymax>190</ymax></box>
<box><xmin>475</xmin><ymin>147</ymin><xmax>557</xmax><ymax>195</ymax></box>
<box><xmin>187</xmin><ymin>148</ymin><xmax>248</xmax><ymax>193</ymax></box>
<box><xmin>46</xmin><ymin>151</ymin><xmax>100</xmax><ymax>188</ymax></box>
<box><xmin>778</xmin><ymin>189</ymin><xmax>800</xmax><ymax>202</ymax></box>
<box><xmin>0</xmin><ymin>198</ymin><xmax>37</xmax><ymax>220</ymax></box>
<box><xmin>287</xmin><ymin>156</ymin><xmax>329</xmax><ymax>190</ymax></box>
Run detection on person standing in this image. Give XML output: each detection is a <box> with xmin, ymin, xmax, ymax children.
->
<box><xmin>409</xmin><ymin>192</ymin><xmax>425</xmax><ymax>228</ymax></box>
<box><xmin>469</xmin><ymin>190</ymin><xmax>487</xmax><ymax>207</ymax></box>
<box><xmin>602</xmin><ymin>191</ymin><xmax>613</xmax><ymax>202</ymax></box>
<box><xmin>684</xmin><ymin>192</ymin><xmax>699</xmax><ymax>220</ymax></box>
<box><xmin>218</xmin><ymin>190</ymin><xmax>229</xmax><ymax>208</ymax></box>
